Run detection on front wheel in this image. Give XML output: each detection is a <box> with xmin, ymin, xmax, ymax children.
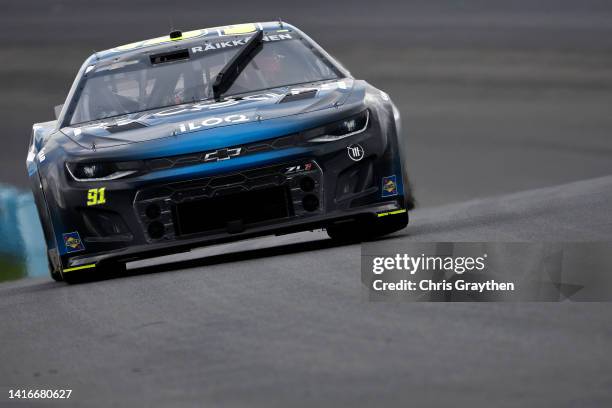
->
<box><xmin>326</xmin><ymin>211</ymin><xmax>408</xmax><ymax>242</ymax></box>
<box><xmin>48</xmin><ymin>255</ymin><xmax>63</xmax><ymax>282</ymax></box>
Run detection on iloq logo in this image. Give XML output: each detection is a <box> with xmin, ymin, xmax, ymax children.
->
<box><xmin>347</xmin><ymin>144</ymin><xmax>365</xmax><ymax>161</ymax></box>
<box><xmin>177</xmin><ymin>114</ymin><xmax>250</xmax><ymax>134</ymax></box>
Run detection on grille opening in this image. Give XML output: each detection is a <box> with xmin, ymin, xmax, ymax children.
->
<box><xmin>80</xmin><ymin>209</ymin><xmax>131</xmax><ymax>237</ymax></box>
<box><xmin>299</xmin><ymin>176</ymin><xmax>315</xmax><ymax>192</ymax></box>
<box><xmin>210</xmin><ymin>174</ymin><xmax>246</xmax><ymax>187</ymax></box>
<box><xmin>148</xmin><ymin>221</ymin><xmax>165</xmax><ymax>239</ymax></box>
<box><xmin>302</xmin><ymin>194</ymin><xmax>320</xmax><ymax>212</ymax></box>
<box><xmin>145</xmin><ymin>204</ymin><xmax>161</xmax><ymax>220</ymax></box>
<box><xmin>174</xmin><ymin>186</ymin><xmax>292</xmax><ymax>235</ymax></box>
<box><xmin>336</xmin><ymin>157</ymin><xmax>374</xmax><ymax>199</ymax></box>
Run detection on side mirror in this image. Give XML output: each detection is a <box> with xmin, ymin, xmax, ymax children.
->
<box><xmin>54</xmin><ymin>104</ymin><xmax>63</xmax><ymax>120</ymax></box>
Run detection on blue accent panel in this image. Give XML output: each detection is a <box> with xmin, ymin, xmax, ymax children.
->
<box><xmin>139</xmin><ymin>147</ymin><xmax>309</xmax><ymax>182</ymax></box>
<box><xmin>80</xmin><ymin>110</ymin><xmax>346</xmax><ymax>162</ymax></box>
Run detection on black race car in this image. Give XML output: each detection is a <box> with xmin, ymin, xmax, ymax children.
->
<box><xmin>26</xmin><ymin>22</ymin><xmax>413</xmax><ymax>282</ymax></box>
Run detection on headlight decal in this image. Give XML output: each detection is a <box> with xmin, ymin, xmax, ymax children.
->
<box><xmin>308</xmin><ymin>110</ymin><xmax>369</xmax><ymax>143</ymax></box>
<box><xmin>65</xmin><ymin>162</ymin><xmax>139</xmax><ymax>182</ymax></box>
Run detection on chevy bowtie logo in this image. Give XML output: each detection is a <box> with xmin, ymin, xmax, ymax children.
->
<box><xmin>203</xmin><ymin>147</ymin><xmax>242</xmax><ymax>162</ymax></box>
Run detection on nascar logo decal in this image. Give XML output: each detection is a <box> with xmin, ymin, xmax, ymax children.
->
<box><xmin>381</xmin><ymin>175</ymin><xmax>398</xmax><ymax>197</ymax></box>
<box><xmin>63</xmin><ymin>232</ymin><xmax>85</xmax><ymax>253</ymax></box>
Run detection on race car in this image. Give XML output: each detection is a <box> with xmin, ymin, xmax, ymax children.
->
<box><xmin>26</xmin><ymin>21</ymin><xmax>414</xmax><ymax>283</ymax></box>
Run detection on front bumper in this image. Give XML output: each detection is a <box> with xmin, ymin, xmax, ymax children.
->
<box><xmin>66</xmin><ymin>200</ymin><xmax>405</xmax><ymax>270</ymax></box>
<box><xmin>46</xmin><ymin>124</ymin><xmax>407</xmax><ymax>271</ymax></box>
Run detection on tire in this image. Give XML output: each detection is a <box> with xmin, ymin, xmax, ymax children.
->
<box><xmin>62</xmin><ymin>269</ymin><xmax>89</xmax><ymax>284</ymax></box>
<box><xmin>327</xmin><ymin>211</ymin><xmax>408</xmax><ymax>242</ymax></box>
<box><xmin>48</xmin><ymin>255</ymin><xmax>63</xmax><ymax>282</ymax></box>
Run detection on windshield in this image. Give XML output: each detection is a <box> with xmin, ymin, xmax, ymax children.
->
<box><xmin>69</xmin><ymin>35</ymin><xmax>341</xmax><ymax>125</ymax></box>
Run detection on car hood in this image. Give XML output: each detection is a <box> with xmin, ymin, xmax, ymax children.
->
<box><xmin>61</xmin><ymin>79</ymin><xmax>355</xmax><ymax>150</ymax></box>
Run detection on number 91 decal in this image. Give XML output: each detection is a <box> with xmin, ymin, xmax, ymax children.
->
<box><xmin>87</xmin><ymin>188</ymin><xmax>106</xmax><ymax>206</ymax></box>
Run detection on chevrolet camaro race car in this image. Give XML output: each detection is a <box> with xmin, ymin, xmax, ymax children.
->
<box><xmin>26</xmin><ymin>21</ymin><xmax>414</xmax><ymax>283</ymax></box>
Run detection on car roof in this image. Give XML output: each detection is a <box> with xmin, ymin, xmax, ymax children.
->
<box><xmin>93</xmin><ymin>21</ymin><xmax>296</xmax><ymax>61</ymax></box>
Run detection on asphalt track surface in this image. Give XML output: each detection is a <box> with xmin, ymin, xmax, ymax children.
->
<box><xmin>1</xmin><ymin>177</ymin><xmax>612</xmax><ymax>407</ymax></box>
<box><xmin>1</xmin><ymin>1</ymin><xmax>612</xmax><ymax>406</ymax></box>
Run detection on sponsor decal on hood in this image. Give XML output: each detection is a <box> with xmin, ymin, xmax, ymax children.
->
<box><xmin>62</xmin><ymin>79</ymin><xmax>354</xmax><ymax>149</ymax></box>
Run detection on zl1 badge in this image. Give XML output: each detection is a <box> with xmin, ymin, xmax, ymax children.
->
<box><xmin>381</xmin><ymin>175</ymin><xmax>398</xmax><ymax>197</ymax></box>
<box><xmin>87</xmin><ymin>187</ymin><xmax>106</xmax><ymax>206</ymax></box>
<box><xmin>63</xmin><ymin>232</ymin><xmax>85</xmax><ymax>253</ymax></box>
